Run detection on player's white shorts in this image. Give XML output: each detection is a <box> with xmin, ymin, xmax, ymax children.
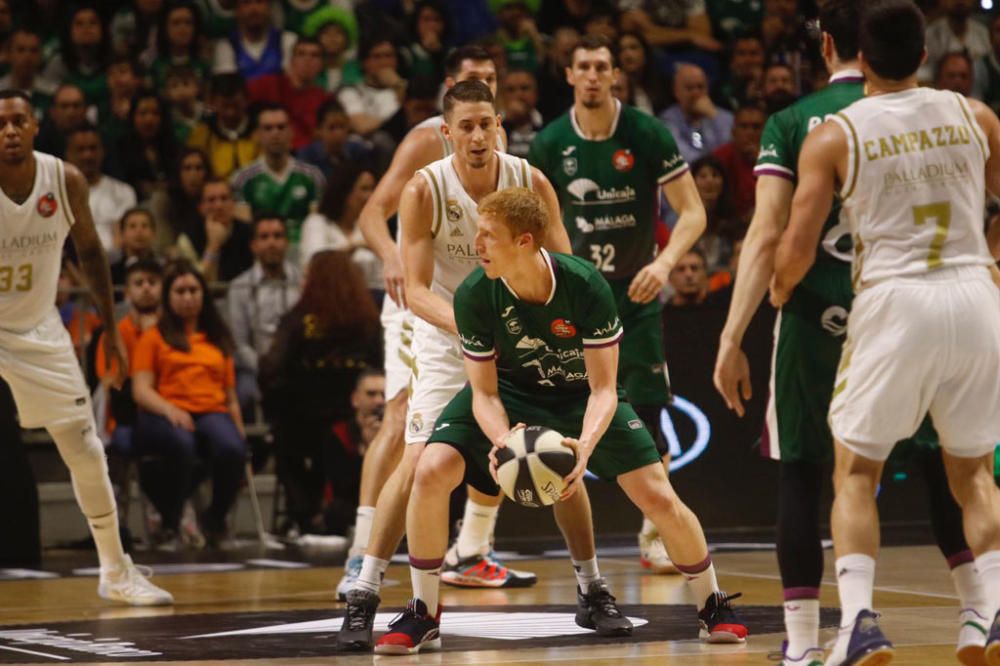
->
<box><xmin>830</xmin><ymin>266</ymin><xmax>1000</xmax><ymax>461</ymax></box>
<box><xmin>405</xmin><ymin>319</ymin><xmax>466</xmax><ymax>445</ymax></box>
<box><xmin>0</xmin><ymin>309</ymin><xmax>94</xmax><ymax>430</ymax></box>
<box><xmin>381</xmin><ymin>296</ymin><xmax>415</xmax><ymax>401</ymax></box>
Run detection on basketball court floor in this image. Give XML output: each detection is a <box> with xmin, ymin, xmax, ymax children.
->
<box><xmin>0</xmin><ymin>543</ymin><xmax>969</xmax><ymax>664</ymax></box>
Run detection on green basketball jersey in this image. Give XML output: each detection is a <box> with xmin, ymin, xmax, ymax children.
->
<box><xmin>528</xmin><ymin>102</ymin><xmax>688</xmax><ymax>280</ymax></box>
<box><xmin>455</xmin><ymin>250</ymin><xmax>623</xmax><ymax>400</ymax></box>
<box><xmin>754</xmin><ymin>71</ymin><xmax>864</xmax><ymax>303</ymax></box>
<box><xmin>231</xmin><ymin>158</ymin><xmax>325</xmax><ymax>244</ymax></box>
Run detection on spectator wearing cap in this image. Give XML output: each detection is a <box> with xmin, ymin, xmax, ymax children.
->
<box><xmin>302</xmin><ymin>4</ymin><xmax>362</xmax><ymax>93</ymax></box>
<box><xmin>64</xmin><ymin>125</ymin><xmax>138</xmax><ymax>257</ymax></box>
<box><xmin>491</xmin><ymin>0</ymin><xmax>544</xmax><ymax>73</ymax></box>
<box><xmin>296</xmin><ymin>99</ymin><xmax>373</xmax><ymax>180</ymax></box>
<box><xmin>247</xmin><ymin>37</ymin><xmax>331</xmax><ymax>151</ymax></box>
<box><xmin>659</xmin><ymin>62</ymin><xmax>733</xmax><ymax>163</ymax></box>
<box><xmin>212</xmin><ymin>0</ymin><xmax>296</xmax><ymax>82</ymax></box>
<box><xmin>338</xmin><ymin>37</ymin><xmax>406</xmax><ymax>137</ymax></box>
<box><xmin>187</xmin><ymin>73</ymin><xmax>260</xmax><ymax>179</ymax></box>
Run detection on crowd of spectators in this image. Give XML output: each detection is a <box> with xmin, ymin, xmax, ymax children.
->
<box><xmin>8</xmin><ymin>0</ymin><xmax>993</xmax><ymax>546</ymax></box>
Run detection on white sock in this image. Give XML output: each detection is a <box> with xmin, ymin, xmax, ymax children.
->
<box><xmin>640</xmin><ymin>516</ymin><xmax>657</xmax><ymax>536</ymax></box>
<box><xmin>783</xmin><ymin>598</ymin><xmax>820</xmax><ymax>659</ymax></box>
<box><xmin>410</xmin><ymin>559</ymin><xmax>442</xmax><ymax>616</ymax></box>
<box><xmin>354</xmin><ymin>555</ymin><xmax>390</xmax><ymax>595</ymax></box>
<box><xmin>951</xmin><ymin>560</ymin><xmax>987</xmax><ymax>614</ymax></box>
<box><xmin>349</xmin><ymin>506</ymin><xmax>375</xmax><ymax>558</ymax></box>
<box><xmin>572</xmin><ymin>557</ymin><xmax>601</xmax><ymax>593</ymax></box>
<box><xmin>676</xmin><ymin>558</ymin><xmax>718</xmax><ymax>608</ymax></box>
<box><xmin>827</xmin><ymin>554</ymin><xmax>876</xmax><ymax>664</ymax></box>
<box><xmin>975</xmin><ymin>550</ymin><xmax>1000</xmax><ymax>620</ymax></box>
<box><xmin>455</xmin><ymin>498</ymin><xmax>498</xmax><ymax>558</ymax></box>
<box><xmin>90</xmin><ymin>509</ymin><xmax>127</xmax><ymax>572</ymax></box>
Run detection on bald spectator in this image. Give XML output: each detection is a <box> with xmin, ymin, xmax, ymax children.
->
<box><xmin>618</xmin><ymin>0</ymin><xmax>722</xmax><ymax>52</ymax></box>
<box><xmin>247</xmin><ymin>37</ymin><xmax>330</xmax><ymax>151</ymax></box>
<box><xmin>974</xmin><ymin>13</ymin><xmax>1000</xmax><ymax>112</ymax></box>
<box><xmin>659</xmin><ymin>63</ymin><xmax>733</xmax><ymax>163</ymax></box>
<box><xmin>212</xmin><ymin>0</ymin><xmax>296</xmax><ymax>82</ymax></box>
<box><xmin>0</xmin><ymin>28</ymin><xmax>55</xmax><ymax>120</ymax></box>
<box><xmin>502</xmin><ymin>69</ymin><xmax>544</xmax><ymax>159</ymax></box>
<box><xmin>936</xmin><ymin>51</ymin><xmax>974</xmax><ymax>95</ymax></box>
<box><xmin>923</xmin><ymin>0</ymin><xmax>990</xmax><ymax>84</ymax></box>
<box><xmin>64</xmin><ymin>125</ymin><xmax>137</xmax><ymax>257</ymax></box>
<box><xmin>711</xmin><ymin>105</ymin><xmax>765</xmax><ymax>220</ymax></box>
<box><xmin>36</xmin><ymin>84</ymin><xmax>87</xmax><ymax>158</ymax></box>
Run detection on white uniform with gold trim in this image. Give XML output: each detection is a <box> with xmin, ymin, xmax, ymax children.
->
<box><xmin>0</xmin><ymin>152</ymin><xmax>93</xmax><ymax>428</ymax></box>
<box><xmin>381</xmin><ymin>117</ymin><xmax>506</xmax><ymax>401</ymax></box>
<box><xmin>405</xmin><ymin>151</ymin><xmax>532</xmax><ymax>444</ymax></box>
<box><xmin>828</xmin><ymin>88</ymin><xmax>1000</xmax><ymax>460</ymax></box>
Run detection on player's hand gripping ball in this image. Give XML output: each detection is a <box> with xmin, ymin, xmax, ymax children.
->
<box><xmin>494</xmin><ymin>426</ymin><xmax>577</xmax><ymax>507</ymax></box>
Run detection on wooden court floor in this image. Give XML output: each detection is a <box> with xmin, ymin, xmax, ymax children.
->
<box><xmin>0</xmin><ymin>545</ymin><xmax>972</xmax><ymax>664</ymax></box>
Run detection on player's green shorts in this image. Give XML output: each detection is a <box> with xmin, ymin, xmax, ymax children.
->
<box><xmin>608</xmin><ymin>278</ymin><xmax>670</xmax><ymax>407</ymax></box>
<box><xmin>427</xmin><ymin>384</ymin><xmax>663</xmax><ymax>496</ymax></box>
<box><xmin>768</xmin><ymin>262</ymin><xmax>939</xmax><ymax>463</ymax></box>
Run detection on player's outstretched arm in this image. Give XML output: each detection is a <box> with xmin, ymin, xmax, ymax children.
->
<box><xmin>399</xmin><ymin>176</ymin><xmax>459</xmax><ymax>334</ymax></box>
<box><xmin>530</xmin><ymin>167</ymin><xmax>571</xmax><ymax>253</ymax></box>
<box><xmin>65</xmin><ymin>163</ymin><xmax>128</xmax><ymax>388</ymax></box>
<box><xmin>771</xmin><ymin>122</ymin><xmax>844</xmax><ymax>307</ymax></box>
<box><xmin>358</xmin><ymin>127</ymin><xmax>441</xmax><ymax>307</ymax></box>
<box><xmin>628</xmin><ymin>170</ymin><xmax>708</xmax><ymax>304</ymax></box>
<box><xmin>562</xmin><ymin>344</ymin><xmax>619</xmax><ymax>499</ymax></box>
<box><xmin>714</xmin><ymin>175</ymin><xmax>794</xmax><ymax>417</ymax></box>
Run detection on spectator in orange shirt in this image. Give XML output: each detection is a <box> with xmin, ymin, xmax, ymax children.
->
<box><xmin>97</xmin><ymin>257</ymin><xmax>163</xmax><ymax>458</ymax></box>
<box><xmin>132</xmin><ymin>259</ymin><xmax>246</xmax><ymax>547</ymax></box>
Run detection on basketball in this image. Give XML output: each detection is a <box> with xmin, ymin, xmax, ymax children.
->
<box><xmin>495</xmin><ymin>426</ymin><xmax>577</xmax><ymax>508</ymax></box>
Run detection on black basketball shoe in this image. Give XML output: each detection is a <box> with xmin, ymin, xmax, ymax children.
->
<box><xmin>698</xmin><ymin>591</ymin><xmax>749</xmax><ymax>643</ymax></box>
<box><xmin>335</xmin><ymin>589</ymin><xmax>380</xmax><ymax>652</ymax></box>
<box><xmin>575</xmin><ymin>579</ymin><xmax>633</xmax><ymax>636</ymax></box>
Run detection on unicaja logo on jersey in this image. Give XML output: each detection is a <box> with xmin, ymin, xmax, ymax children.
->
<box><xmin>36</xmin><ymin>193</ymin><xmax>57</xmax><ymax>218</ymax></box>
<box><xmin>550</xmin><ymin>319</ymin><xmax>576</xmax><ymax>338</ymax></box>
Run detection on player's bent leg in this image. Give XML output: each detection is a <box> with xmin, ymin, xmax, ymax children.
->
<box><xmin>336</xmin><ymin>440</ymin><xmax>427</xmax><ymax>652</ymax></box>
<box><xmin>442</xmin><ymin>485</ymin><xmax>538</xmax><ymax>589</ymax></box>
<box><xmin>551</xmin><ymin>486</ymin><xmax>633</xmax><ymax>637</ymax></box>
<box><xmin>616</xmin><ymin>462</ymin><xmax>746</xmax><ymax>644</ymax></box>
<box><xmin>826</xmin><ymin>440</ymin><xmax>894</xmax><ymax>666</ymax></box>
<box><xmin>632</xmin><ymin>404</ymin><xmax>679</xmax><ymax>575</ymax></box>
<box><xmin>776</xmin><ymin>461</ymin><xmax>825</xmax><ymax>665</ymax></box>
<box><xmin>338</xmin><ymin>391</ymin><xmax>407</xmax><ymax>600</ymax></box>
<box><xmin>374</xmin><ymin>443</ymin><xmax>462</xmax><ymax>656</ymax></box>
<box><xmin>940</xmin><ymin>450</ymin><xmax>1000</xmax><ymax>666</ymax></box>
<box><xmin>48</xmin><ymin>419</ymin><xmax>173</xmax><ymax>607</ymax></box>
<box><xmin>919</xmin><ymin>450</ymin><xmax>989</xmax><ymax>665</ymax></box>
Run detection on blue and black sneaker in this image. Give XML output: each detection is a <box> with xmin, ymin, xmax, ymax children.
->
<box><xmin>842</xmin><ymin>609</ymin><xmax>894</xmax><ymax>666</ymax></box>
<box><xmin>698</xmin><ymin>591</ymin><xmax>749</xmax><ymax>643</ymax></box>
<box><xmin>374</xmin><ymin>598</ymin><xmax>442</xmax><ymax>655</ymax></box>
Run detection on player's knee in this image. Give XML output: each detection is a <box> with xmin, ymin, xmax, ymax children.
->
<box><xmin>49</xmin><ymin>420</ymin><xmax>106</xmax><ymax>472</ymax></box>
<box><xmin>383</xmin><ymin>392</ymin><xmax>408</xmax><ymax>428</ymax></box>
<box><xmin>949</xmin><ymin>464</ymin><xmax>997</xmax><ymax>509</ymax></box>
<box><xmin>413</xmin><ymin>446</ymin><xmax>462</xmax><ymax>493</ymax></box>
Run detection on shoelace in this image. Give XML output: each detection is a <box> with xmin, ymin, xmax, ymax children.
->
<box><xmin>346</xmin><ymin>600</ymin><xmax>377</xmax><ymax>631</ymax></box>
<box><xmin>386</xmin><ymin>601</ymin><xmax>423</xmax><ymax>630</ymax></box>
<box><xmin>711</xmin><ymin>591</ymin><xmax>742</xmax><ymax>614</ymax></box>
<box><xmin>591</xmin><ymin>588</ymin><xmax>623</xmax><ymax>617</ymax></box>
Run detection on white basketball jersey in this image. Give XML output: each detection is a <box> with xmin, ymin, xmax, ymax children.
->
<box><xmin>0</xmin><ymin>152</ymin><xmax>75</xmax><ymax>332</ymax></box>
<box><xmin>831</xmin><ymin>88</ymin><xmax>992</xmax><ymax>289</ymax></box>
<box><xmin>418</xmin><ymin>151</ymin><xmax>532</xmax><ymax>301</ymax></box>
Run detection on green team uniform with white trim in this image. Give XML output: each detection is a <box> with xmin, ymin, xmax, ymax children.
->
<box><xmin>755</xmin><ymin>71</ymin><xmax>937</xmax><ymax>463</ymax></box>
<box><xmin>427</xmin><ymin>251</ymin><xmax>662</xmax><ymax>496</ymax></box>
<box><xmin>231</xmin><ymin>158</ymin><xmax>325</xmax><ymax>244</ymax></box>
<box><xmin>528</xmin><ymin>102</ymin><xmax>685</xmax><ymax>407</ymax></box>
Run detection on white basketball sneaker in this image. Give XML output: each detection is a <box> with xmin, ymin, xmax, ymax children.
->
<box><xmin>956</xmin><ymin>608</ymin><xmax>989</xmax><ymax>665</ymax></box>
<box><xmin>638</xmin><ymin>529</ymin><xmax>679</xmax><ymax>574</ymax></box>
<box><xmin>98</xmin><ymin>555</ymin><xmax>174</xmax><ymax>606</ymax></box>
